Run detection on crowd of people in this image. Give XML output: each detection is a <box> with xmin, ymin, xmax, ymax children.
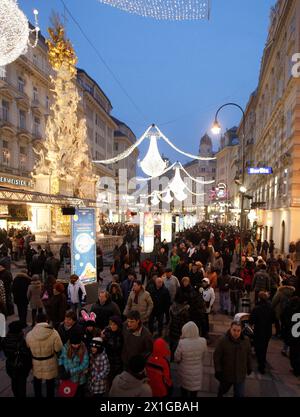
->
<box><xmin>0</xmin><ymin>222</ymin><xmax>299</xmax><ymax>398</ymax></box>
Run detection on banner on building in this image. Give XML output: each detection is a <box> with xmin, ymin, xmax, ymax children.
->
<box><xmin>71</xmin><ymin>208</ymin><xmax>97</xmax><ymax>284</ymax></box>
<box><xmin>175</xmin><ymin>216</ymin><xmax>180</xmax><ymax>233</ymax></box>
<box><xmin>161</xmin><ymin>213</ymin><xmax>172</xmax><ymax>243</ymax></box>
<box><xmin>143</xmin><ymin>212</ymin><xmax>154</xmax><ymax>253</ymax></box>
<box><xmin>139</xmin><ymin>212</ymin><xmax>144</xmax><ymax>252</ymax></box>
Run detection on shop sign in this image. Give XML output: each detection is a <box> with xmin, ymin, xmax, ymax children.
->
<box><xmin>0</xmin><ymin>175</ymin><xmax>33</xmax><ymax>188</ymax></box>
<box><xmin>248</xmin><ymin>167</ymin><xmax>273</xmax><ymax>174</ymax></box>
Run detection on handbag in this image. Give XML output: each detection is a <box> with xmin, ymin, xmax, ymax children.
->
<box><xmin>41</xmin><ymin>290</ymin><xmax>49</xmax><ymax>301</ymax></box>
<box><xmin>58</xmin><ymin>379</ymin><xmax>79</xmax><ymax>398</ymax></box>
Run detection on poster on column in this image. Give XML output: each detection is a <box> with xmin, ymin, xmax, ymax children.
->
<box><xmin>143</xmin><ymin>212</ymin><xmax>154</xmax><ymax>253</ymax></box>
<box><xmin>139</xmin><ymin>212</ymin><xmax>144</xmax><ymax>252</ymax></box>
<box><xmin>161</xmin><ymin>213</ymin><xmax>172</xmax><ymax>243</ymax></box>
<box><xmin>175</xmin><ymin>216</ymin><xmax>180</xmax><ymax>233</ymax></box>
<box><xmin>71</xmin><ymin>208</ymin><xmax>97</xmax><ymax>284</ymax></box>
<box><xmin>179</xmin><ymin>216</ymin><xmax>184</xmax><ymax>232</ymax></box>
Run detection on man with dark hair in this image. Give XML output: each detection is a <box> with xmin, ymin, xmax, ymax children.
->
<box><xmin>109</xmin><ymin>354</ymin><xmax>152</xmax><ymax>397</ymax></box>
<box><xmin>26</xmin><ymin>313</ymin><xmax>63</xmax><ymax>398</ymax></box>
<box><xmin>122</xmin><ymin>310</ymin><xmax>153</xmax><ymax>369</ymax></box>
<box><xmin>44</xmin><ymin>251</ymin><xmax>60</xmax><ymax>278</ymax></box>
<box><xmin>91</xmin><ymin>290</ymin><xmax>121</xmax><ymax>330</ymax></box>
<box><xmin>148</xmin><ymin>277</ymin><xmax>171</xmax><ymax>336</ymax></box>
<box><xmin>124</xmin><ymin>280</ymin><xmax>153</xmax><ymax>325</ymax></box>
<box><xmin>57</xmin><ymin>310</ymin><xmax>84</xmax><ymax>344</ymax></box>
<box><xmin>252</xmin><ymin>264</ymin><xmax>271</xmax><ymax>304</ymax></box>
<box><xmin>214</xmin><ymin>321</ymin><xmax>252</xmax><ymax>398</ymax></box>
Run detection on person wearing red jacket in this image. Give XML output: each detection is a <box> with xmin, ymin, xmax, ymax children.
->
<box><xmin>146</xmin><ymin>338</ymin><xmax>172</xmax><ymax>397</ymax></box>
<box><xmin>240</xmin><ymin>258</ymin><xmax>255</xmax><ymax>293</ymax></box>
<box><xmin>140</xmin><ymin>258</ymin><xmax>154</xmax><ymax>284</ymax></box>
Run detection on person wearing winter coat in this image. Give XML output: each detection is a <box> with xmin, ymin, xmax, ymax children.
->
<box><xmin>0</xmin><ymin>261</ymin><xmax>13</xmax><ymax>316</ymax></box>
<box><xmin>174</xmin><ymin>321</ymin><xmax>208</xmax><ymax>397</ymax></box>
<box><xmin>229</xmin><ymin>275</ymin><xmax>245</xmax><ymax>316</ymax></box>
<box><xmin>67</xmin><ymin>274</ymin><xmax>87</xmax><ymax>316</ymax></box>
<box><xmin>0</xmin><ymin>320</ymin><xmax>32</xmax><ymax>397</ymax></box>
<box><xmin>12</xmin><ymin>272</ymin><xmax>31</xmax><ymax>326</ymax></box>
<box><xmin>101</xmin><ymin>315</ymin><xmax>124</xmax><ymax>385</ymax></box>
<box><xmin>218</xmin><ymin>274</ymin><xmax>231</xmax><ymax>314</ymax></box>
<box><xmin>80</xmin><ymin>311</ymin><xmax>101</xmax><ymax>351</ymax></box>
<box><xmin>249</xmin><ymin>292</ymin><xmax>275</xmax><ymax>374</ymax></box>
<box><xmin>148</xmin><ymin>277</ymin><xmax>171</xmax><ymax>336</ymax></box>
<box><xmin>188</xmin><ymin>264</ymin><xmax>204</xmax><ymax>291</ymax></box>
<box><xmin>122</xmin><ymin>310</ymin><xmax>153</xmax><ymax>369</ymax></box>
<box><xmin>121</xmin><ymin>271</ymin><xmax>136</xmax><ymax>302</ymax></box>
<box><xmin>168</xmin><ymin>292</ymin><xmax>190</xmax><ymax>357</ymax></box>
<box><xmin>27</xmin><ymin>275</ymin><xmax>43</xmax><ymax>326</ymax></box>
<box><xmin>91</xmin><ymin>291</ymin><xmax>121</xmax><ymax>330</ymax></box>
<box><xmin>26</xmin><ymin>313</ymin><xmax>63</xmax><ymax>398</ymax></box>
<box><xmin>252</xmin><ymin>265</ymin><xmax>271</xmax><ymax>304</ymax></box>
<box><xmin>174</xmin><ymin>258</ymin><xmax>190</xmax><ymax>282</ymax></box>
<box><xmin>200</xmin><ymin>278</ymin><xmax>215</xmax><ymax>339</ymax></box>
<box><xmin>146</xmin><ymin>338</ymin><xmax>172</xmax><ymax>397</ymax></box>
<box><xmin>58</xmin><ymin>333</ymin><xmax>89</xmax><ymax>398</ymax></box>
<box><xmin>124</xmin><ymin>281</ymin><xmax>153</xmax><ymax>325</ymax></box>
<box><xmin>57</xmin><ymin>310</ymin><xmax>84</xmax><ymax>345</ymax></box>
<box><xmin>88</xmin><ymin>337</ymin><xmax>110</xmax><ymax>397</ymax></box>
<box><xmin>0</xmin><ymin>279</ymin><xmax>6</xmax><ymax>315</ymax></box>
<box><xmin>214</xmin><ymin>321</ymin><xmax>252</xmax><ymax>398</ymax></box>
<box><xmin>272</xmin><ymin>285</ymin><xmax>295</xmax><ymax>350</ymax></box>
<box><xmin>109</xmin><ymin>354</ymin><xmax>152</xmax><ymax>397</ymax></box>
<box><xmin>163</xmin><ymin>268</ymin><xmax>180</xmax><ymax>303</ymax></box>
<box><xmin>44</xmin><ymin>252</ymin><xmax>60</xmax><ymax>278</ymax></box>
<box><xmin>108</xmin><ymin>282</ymin><xmax>126</xmax><ymax>314</ymax></box>
<box><xmin>47</xmin><ymin>282</ymin><xmax>67</xmax><ymax>329</ymax></box>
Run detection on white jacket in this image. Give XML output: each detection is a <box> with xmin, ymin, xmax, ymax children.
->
<box><xmin>67</xmin><ymin>279</ymin><xmax>87</xmax><ymax>303</ymax></box>
<box><xmin>201</xmin><ymin>287</ymin><xmax>215</xmax><ymax>313</ymax></box>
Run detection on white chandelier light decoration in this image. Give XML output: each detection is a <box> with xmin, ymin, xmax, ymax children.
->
<box><xmin>162</xmin><ymin>188</ymin><xmax>174</xmax><ymax>204</ymax></box>
<box><xmin>174</xmin><ymin>190</ymin><xmax>188</xmax><ymax>202</ymax></box>
<box><xmin>169</xmin><ymin>167</ymin><xmax>186</xmax><ymax>194</ymax></box>
<box><xmin>150</xmin><ymin>192</ymin><xmax>160</xmax><ymax>206</ymax></box>
<box><xmin>0</xmin><ymin>1</ymin><xmax>40</xmax><ymax>76</ymax></box>
<box><xmin>93</xmin><ymin>124</ymin><xmax>216</xmax><ymax>178</ymax></box>
<box><xmin>140</xmin><ymin>135</ymin><xmax>167</xmax><ymax>177</ymax></box>
<box><xmin>97</xmin><ymin>0</ymin><xmax>210</xmax><ymax>21</ymax></box>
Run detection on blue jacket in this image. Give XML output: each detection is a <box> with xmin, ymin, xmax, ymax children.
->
<box><xmin>58</xmin><ymin>342</ymin><xmax>89</xmax><ymax>385</ymax></box>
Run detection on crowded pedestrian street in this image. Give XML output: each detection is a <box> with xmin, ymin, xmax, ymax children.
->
<box><xmin>1</xmin><ymin>0</ymin><xmax>300</xmax><ymax>406</ymax></box>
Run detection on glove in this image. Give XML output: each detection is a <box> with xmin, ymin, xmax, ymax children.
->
<box><xmin>215</xmin><ymin>372</ymin><xmax>222</xmax><ymax>381</ymax></box>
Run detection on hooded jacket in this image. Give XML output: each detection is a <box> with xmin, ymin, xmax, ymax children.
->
<box><xmin>26</xmin><ymin>322</ymin><xmax>63</xmax><ymax>379</ymax></box>
<box><xmin>27</xmin><ymin>279</ymin><xmax>43</xmax><ymax>309</ymax></box>
<box><xmin>146</xmin><ymin>338</ymin><xmax>172</xmax><ymax>397</ymax></box>
<box><xmin>109</xmin><ymin>370</ymin><xmax>152</xmax><ymax>397</ymax></box>
<box><xmin>174</xmin><ymin>321</ymin><xmax>207</xmax><ymax>391</ymax></box>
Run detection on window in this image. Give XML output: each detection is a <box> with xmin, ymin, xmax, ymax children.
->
<box><xmin>114</xmin><ymin>142</ymin><xmax>119</xmax><ymax>151</ymax></box>
<box><xmin>286</xmin><ymin>109</ymin><xmax>292</xmax><ymax>138</ymax></box>
<box><xmin>2</xmin><ymin>141</ymin><xmax>10</xmax><ymax>166</ymax></box>
<box><xmin>46</xmin><ymin>95</ymin><xmax>49</xmax><ymax>109</ymax></box>
<box><xmin>33</xmin><ymin>117</ymin><xmax>40</xmax><ymax>136</ymax></box>
<box><xmin>1</xmin><ymin>100</ymin><xmax>9</xmax><ymax>121</ymax></box>
<box><xmin>20</xmin><ymin>147</ymin><xmax>26</xmax><ymax>170</ymax></box>
<box><xmin>274</xmin><ymin>176</ymin><xmax>278</xmax><ymax>199</ymax></box>
<box><xmin>18</xmin><ymin>77</ymin><xmax>25</xmax><ymax>93</ymax></box>
<box><xmin>19</xmin><ymin>110</ymin><xmax>26</xmax><ymax>129</ymax></box>
<box><xmin>33</xmin><ymin>86</ymin><xmax>39</xmax><ymax>103</ymax></box>
<box><xmin>33</xmin><ymin>54</ymin><xmax>38</xmax><ymax>67</ymax></box>
<box><xmin>201</xmin><ymin>167</ymin><xmax>206</xmax><ymax>173</ymax></box>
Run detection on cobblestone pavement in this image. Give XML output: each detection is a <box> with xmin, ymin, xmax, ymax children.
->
<box><xmin>1</xmin><ymin>260</ymin><xmax>300</xmax><ymax>397</ymax></box>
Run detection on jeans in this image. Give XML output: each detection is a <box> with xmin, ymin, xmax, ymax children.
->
<box><xmin>218</xmin><ymin>381</ymin><xmax>245</xmax><ymax>398</ymax></box>
<box><xmin>219</xmin><ymin>291</ymin><xmax>230</xmax><ymax>312</ymax></box>
<box><xmin>181</xmin><ymin>387</ymin><xmax>198</xmax><ymax>397</ymax></box>
<box><xmin>33</xmin><ymin>377</ymin><xmax>55</xmax><ymax>398</ymax></box>
<box><xmin>254</xmin><ymin>338</ymin><xmax>270</xmax><ymax>371</ymax></box>
<box><xmin>230</xmin><ymin>291</ymin><xmax>240</xmax><ymax>315</ymax></box>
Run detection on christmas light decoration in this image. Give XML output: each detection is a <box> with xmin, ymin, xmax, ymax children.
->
<box><xmin>169</xmin><ymin>167</ymin><xmax>186</xmax><ymax>194</ymax></box>
<box><xmin>162</xmin><ymin>188</ymin><xmax>173</xmax><ymax>204</ymax></box>
<box><xmin>93</xmin><ymin>124</ymin><xmax>216</xmax><ymax>166</ymax></box>
<box><xmin>140</xmin><ymin>135</ymin><xmax>168</xmax><ymax>177</ymax></box>
<box><xmin>150</xmin><ymin>192</ymin><xmax>160</xmax><ymax>206</ymax></box>
<box><xmin>97</xmin><ymin>0</ymin><xmax>210</xmax><ymax>21</ymax></box>
<box><xmin>0</xmin><ymin>1</ymin><xmax>40</xmax><ymax>76</ymax></box>
<box><xmin>174</xmin><ymin>190</ymin><xmax>188</xmax><ymax>201</ymax></box>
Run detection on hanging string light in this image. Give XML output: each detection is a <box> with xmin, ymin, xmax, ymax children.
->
<box><xmin>93</xmin><ymin>124</ymin><xmax>216</xmax><ymax>174</ymax></box>
<box><xmin>96</xmin><ymin>0</ymin><xmax>210</xmax><ymax>21</ymax></box>
<box><xmin>0</xmin><ymin>1</ymin><xmax>40</xmax><ymax>76</ymax></box>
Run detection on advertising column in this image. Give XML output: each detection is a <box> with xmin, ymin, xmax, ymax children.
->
<box><xmin>161</xmin><ymin>213</ymin><xmax>172</xmax><ymax>243</ymax></box>
<box><xmin>143</xmin><ymin>212</ymin><xmax>154</xmax><ymax>253</ymax></box>
<box><xmin>71</xmin><ymin>208</ymin><xmax>97</xmax><ymax>284</ymax></box>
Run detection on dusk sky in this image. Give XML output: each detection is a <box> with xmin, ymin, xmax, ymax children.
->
<box><xmin>19</xmin><ymin>0</ymin><xmax>275</xmax><ymax>164</ymax></box>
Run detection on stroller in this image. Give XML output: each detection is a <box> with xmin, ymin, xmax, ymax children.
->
<box><xmin>234</xmin><ymin>312</ymin><xmax>254</xmax><ymax>346</ymax></box>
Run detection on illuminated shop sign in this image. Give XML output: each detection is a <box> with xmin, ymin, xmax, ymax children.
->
<box><xmin>0</xmin><ymin>176</ymin><xmax>33</xmax><ymax>187</ymax></box>
<box><xmin>247</xmin><ymin>167</ymin><xmax>273</xmax><ymax>175</ymax></box>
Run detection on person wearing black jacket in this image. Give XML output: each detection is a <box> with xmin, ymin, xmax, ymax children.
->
<box><xmin>44</xmin><ymin>252</ymin><xmax>60</xmax><ymax>279</ymax></box>
<box><xmin>47</xmin><ymin>282</ymin><xmax>67</xmax><ymax>329</ymax></box>
<box><xmin>0</xmin><ymin>261</ymin><xmax>13</xmax><ymax>316</ymax></box>
<box><xmin>174</xmin><ymin>258</ymin><xmax>190</xmax><ymax>282</ymax></box>
<box><xmin>148</xmin><ymin>277</ymin><xmax>171</xmax><ymax>336</ymax></box>
<box><xmin>12</xmin><ymin>272</ymin><xmax>31</xmax><ymax>326</ymax></box>
<box><xmin>0</xmin><ymin>321</ymin><xmax>32</xmax><ymax>397</ymax></box>
<box><xmin>249</xmin><ymin>292</ymin><xmax>275</xmax><ymax>374</ymax></box>
<box><xmin>189</xmin><ymin>263</ymin><xmax>204</xmax><ymax>291</ymax></box>
<box><xmin>57</xmin><ymin>310</ymin><xmax>84</xmax><ymax>344</ymax></box>
<box><xmin>91</xmin><ymin>291</ymin><xmax>121</xmax><ymax>330</ymax></box>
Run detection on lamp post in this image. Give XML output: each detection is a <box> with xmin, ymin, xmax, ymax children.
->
<box><xmin>211</xmin><ymin>102</ymin><xmax>246</xmax><ymax>267</ymax></box>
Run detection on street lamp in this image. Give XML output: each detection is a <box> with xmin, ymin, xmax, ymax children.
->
<box><xmin>211</xmin><ymin>102</ymin><xmax>246</xmax><ymax>267</ymax></box>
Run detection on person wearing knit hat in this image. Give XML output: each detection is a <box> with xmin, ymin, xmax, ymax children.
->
<box><xmin>88</xmin><ymin>337</ymin><xmax>110</xmax><ymax>397</ymax></box>
<box><xmin>1</xmin><ymin>320</ymin><xmax>32</xmax><ymax>397</ymax></box>
<box><xmin>102</xmin><ymin>315</ymin><xmax>124</xmax><ymax>386</ymax></box>
<box><xmin>58</xmin><ymin>332</ymin><xmax>89</xmax><ymax>397</ymax></box>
